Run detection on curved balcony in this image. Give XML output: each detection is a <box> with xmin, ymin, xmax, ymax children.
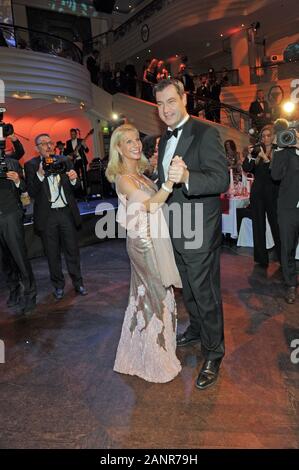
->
<box><xmin>0</xmin><ymin>23</ymin><xmax>82</xmax><ymax>64</ymax></box>
<box><xmin>0</xmin><ymin>46</ymin><xmax>92</xmax><ymax>107</ymax></box>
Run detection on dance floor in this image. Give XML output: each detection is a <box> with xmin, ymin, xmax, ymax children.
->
<box><xmin>0</xmin><ymin>240</ymin><xmax>298</xmax><ymax>449</ymax></box>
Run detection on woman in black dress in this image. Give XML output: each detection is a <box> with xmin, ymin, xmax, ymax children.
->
<box><xmin>242</xmin><ymin>125</ymin><xmax>281</xmax><ymax>267</ymax></box>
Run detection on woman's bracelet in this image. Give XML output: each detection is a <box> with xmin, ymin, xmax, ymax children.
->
<box><xmin>161</xmin><ymin>182</ymin><xmax>173</xmax><ymax>193</ymax></box>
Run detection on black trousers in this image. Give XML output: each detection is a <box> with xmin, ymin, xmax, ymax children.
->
<box><xmin>278</xmin><ymin>208</ymin><xmax>299</xmax><ymax>287</ymax></box>
<box><xmin>174</xmin><ymin>246</ymin><xmax>225</xmax><ymax>361</ymax></box>
<box><xmin>40</xmin><ymin>207</ymin><xmax>82</xmax><ymax>290</ymax></box>
<box><xmin>251</xmin><ymin>190</ymin><xmax>281</xmax><ymax>265</ymax></box>
<box><xmin>0</xmin><ymin>209</ymin><xmax>36</xmax><ymax>300</ymax></box>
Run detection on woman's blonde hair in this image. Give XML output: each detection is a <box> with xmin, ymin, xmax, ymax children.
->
<box><xmin>106</xmin><ymin>124</ymin><xmax>149</xmax><ymax>182</ymax></box>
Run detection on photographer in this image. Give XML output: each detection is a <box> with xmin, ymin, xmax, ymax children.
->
<box><xmin>271</xmin><ymin>122</ymin><xmax>299</xmax><ymax>304</ymax></box>
<box><xmin>242</xmin><ymin>125</ymin><xmax>281</xmax><ymax>267</ymax></box>
<box><xmin>5</xmin><ymin>133</ymin><xmax>25</xmax><ymax>160</ymax></box>
<box><xmin>0</xmin><ymin>111</ymin><xmax>25</xmax><ymax>160</ymax></box>
<box><xmin>0</xmin><ymin>156</ymin><xmax>36</xmax><ymax>314</ymax></box>
<box><xmin>24</xmin><ymin>134</ymin><xmax>88</xmax><ymax>300</ymax></box>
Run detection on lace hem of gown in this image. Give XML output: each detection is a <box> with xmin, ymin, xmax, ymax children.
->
<box><xmin>114</xmin><ymin>287</ymin><xmax>181</xmax><ymax>383</ymax></box>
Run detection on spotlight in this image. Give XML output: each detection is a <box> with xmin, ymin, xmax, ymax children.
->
<box><xmin>112</xmin><ymin>113</ymin><xmax>119</xmax><ymax>121</ymax></box>
<box><xmin>282</xmin><ymin>101</ymin><xmax>295</xmax><ymax>114</ymax></box>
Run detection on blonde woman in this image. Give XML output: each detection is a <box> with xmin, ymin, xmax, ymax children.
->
<box><xmin>106</xmin><ymin>124</ymin><xmax>182</xmax><ymax>383</ymax></box>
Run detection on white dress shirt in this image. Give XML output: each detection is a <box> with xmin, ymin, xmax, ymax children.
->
<box><xmin>72</xmin><ymin>138</ymin><xmax>81</xmax><ymax>161</ymax></box>
<box><xmin>162</xmin><ymin>114</ymin><xmax>190</xmax><ymax>181</ymax></box>
<box><xmin>37</xmin><ymin>159</ymin><xmax>76</xmax><ymax>208</ymax></box>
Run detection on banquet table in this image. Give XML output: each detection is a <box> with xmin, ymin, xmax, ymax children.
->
<box><xmin>221</xmin><ymin>195</ymin><xmax>250</xmax><ymax>239</ymax></box>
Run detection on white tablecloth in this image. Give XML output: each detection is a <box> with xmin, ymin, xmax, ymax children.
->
<box><xmin>237</xmin><ymin>217</ymin><xmax>299</xmax><ymax>260</ymax></box>
<box><xmin>221</xmin><ymin>196</ymin><xmax>249</xmax><ymax>239</ymax></box>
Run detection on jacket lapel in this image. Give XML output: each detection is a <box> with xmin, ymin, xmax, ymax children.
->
<box><xmin>173</xmin><ymin>118</ymin><xmax>194</xmax><ymax>165</ymax></box>
<box><xmin>36</xmin><ymin>156</ymin><xmax>51</xmax><ymax>201</ymax></box>
<box><xmin>157</xmin><ymin>134</ymin><xmax>168</xmax><ymax>184</ymax></box>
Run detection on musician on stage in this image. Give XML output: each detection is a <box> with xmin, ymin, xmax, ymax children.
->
<box><xmin>64</xmin><ymin>128</ymin><xmax>89</xmax><ymax>195</ymax></box>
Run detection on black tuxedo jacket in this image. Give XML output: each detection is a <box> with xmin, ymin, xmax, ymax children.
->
<box><xmin>158</xmin><ymin>117</ymin><xmax>229</xmax><ymax>253</ymax></box>
<box><xmin>1</xmin><ymin>158</ymin><xmax>26</xmax><ymax>207</ymax></box>
<box><xmin>249</xmin><ymin>100</ymin><xmax>271</xmax><ymax>117</ymax></box>
<box><xmin>64</xmin><ymin>139</ymin><xmax>88</xmax><ymax>165</ymax></box>
<box><xmin>271</xmin><ymin>147</ymin><xmax>299</xmax><ymax>210</ymax></box>
<box><xmin>24</xmin><ymin>156</ymin><xmax>81</xmax><ymax>232</ymax></box>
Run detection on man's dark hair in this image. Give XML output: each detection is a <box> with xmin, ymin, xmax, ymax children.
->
<box><xmin>153</xmin><ymin>78</ymin><xmax>185</xmax><ymax>99</ymax></box>
<box><xmin>70</xmin><ymin>128</ymin><xmax>77</xmax><ymax>133</ymax></box>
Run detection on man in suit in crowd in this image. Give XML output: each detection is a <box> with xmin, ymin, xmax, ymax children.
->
<box><xmin>154</xmin><ymin>78</ymin><xmax>229</xmax><ymax>390</ymax></box>
<box><xmin>271</xmin><ymin>123</ymin><xmax>299</xmax><ymax>304</ymax></box>
<box><xmin>177</xmin><ymin>63</ymin><xmax>195</xmax><ymax>115</ymax></box>
<box><xmin>249</xmin><ymin>89</ymin><xmax>272</xmax><ymax>131</ymax></box>
<box><xmin>24</xmin><ymin>134</ymin><xmax>87</xmax><ymax>300</ymax></box>
<box><xmin>0</xmin><ymin>154</ymin><xmax>36</xmax><ymax>314</ymax></box>
<box><xmin>86</xmin><ymin>49</ymin><xmax>100</xmax><ymax>85</ymax></box>
<box><xmin>64</xmin><ymin>128</ymin><xmax>89</xmax><ymax>197</ymax></box>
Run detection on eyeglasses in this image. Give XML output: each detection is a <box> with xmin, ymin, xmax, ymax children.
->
<box><xmin>37</xmin><ymin>141</ymin><xmax>55</xmax><ymax>147</ymax></box>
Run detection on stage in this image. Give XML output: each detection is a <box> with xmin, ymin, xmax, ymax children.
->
<box><xmin>24</xmin><ymin>197</ymin><xmax>118</xmax><ymax>258</ymax></box>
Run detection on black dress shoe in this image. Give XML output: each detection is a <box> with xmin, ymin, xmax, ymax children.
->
<box><xmin>196</xmin><ymin>358</ymin><xmax>222</xmax><ymax>390</ymax></box>
<box><xmin>75</xmin><ymin>286</ymin><xmax>88</xmax><ymax>296</ymax></box>
<box><xmin>285</xmin><ymin>286</ymin><xmax>296</xmax><ymax>304</ymax></box>
<box><xmin>22</xmin><ymin>298</ymin><xmax>37</xmax><ymax>315</ymax></box>
<box><xmin>7</xmin><ymin>288</ymin><xmax>21</xmax><ymax>307</ymax></box>
<box><xmin>176</xmin><ymin>331</ymin><xmax>201</xmax><ymax>348</ymax></box>
<box><xmin>53</xmin><ymin>288</ymin><xmax>64</xmax><ymax>300</ymax></box>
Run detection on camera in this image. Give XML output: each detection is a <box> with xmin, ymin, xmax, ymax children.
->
<box><xmin>274</xmin><ymin>119</ymin><xmax>299</xmax><ymax>148</ymax></box>
<box><xmin>276</xmin><ymin>128</ymin><xmax>297</xmax><ymax>147</ymax></box>
<box><xmin>42</xmin><ymin>155</ymin><xmax>67</xmax><ymax>177</ymax></box>
<box><xmin>251</xmin><ymin>141</ymin><xmax>266</xmax><ymax>158</ymax></box>
<box><xmin>0</xmin><ymin>107</ymin><xmax>14</xmax><ymax>142</ymax></box>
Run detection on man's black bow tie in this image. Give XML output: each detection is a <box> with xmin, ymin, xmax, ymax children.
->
<box><xmin>166</xmin><ymin>125</ymin><xmax>183</xmax><ymax>140</ymax></box>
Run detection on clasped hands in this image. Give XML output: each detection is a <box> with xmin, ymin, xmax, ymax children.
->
<box><xmin>168</xmin><ymin>155</ymin><xmax>189</xmax><ymax>184</ymax></box>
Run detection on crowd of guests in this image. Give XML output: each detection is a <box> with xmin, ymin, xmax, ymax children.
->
<box><xmin>85</xmin><ymin>51</ymin><xmax>229</xmax><ymax>123</ymax></box>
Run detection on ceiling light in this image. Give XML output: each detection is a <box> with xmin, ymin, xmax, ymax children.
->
<box><xmin>54</xmin><ymin>95</ymin><xmax>68</xmax><ymax>103</ymax></box>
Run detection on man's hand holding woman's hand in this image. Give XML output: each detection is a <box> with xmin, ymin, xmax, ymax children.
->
<box><xmin>168</xmin><ymin>156</ymin><xmax>189</xmax><ymax>184</ymax></box>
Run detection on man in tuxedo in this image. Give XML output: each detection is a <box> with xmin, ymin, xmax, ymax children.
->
<box><xmin>24</xmin><ymin>134</ymin><xmax>87</xmax><ymax>300</ymax></box>
<box><xmin>271</xmin><ymin>125</ymin><xmax>299</xmax><ymax>304</ymax></box>
<box><xmin>64</xmin><ymin>128</ymin><xmax>89</xmax><ymax>197</ymax></box>
<box><xmin>177</xmin><ymin>63</ymin><xmax>195</xmax><ymax>115</ymax></box>
<box><xmin>249</xmin><ymin>89</ymin><xmax>271</xmax><ymax>131</ymax></box>
<box><xmin>154</xmin><ymin>79</ymin><xmax>229</xmax><ymax>390</ymax></box>
<box><xmin>0</xmin><ymin>156</ymin><xmax>36</xmax><ymax>314</ymax></box>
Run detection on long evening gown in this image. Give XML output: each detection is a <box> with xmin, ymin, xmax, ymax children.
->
<box><xmin>114</xmin><ymin>174</ymin><xmax>182</xmax><ymax>383</ymax></box>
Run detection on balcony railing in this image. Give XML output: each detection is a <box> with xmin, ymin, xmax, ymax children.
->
<box><xmin>0</xmin><ymin>23</ymin><xmax>83</xmax><ymax>64</ymax></box>
<box><xmin>250</xmin><ymin>61</ymin><xmax>299</xmax><ymax>84</ymax></box>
